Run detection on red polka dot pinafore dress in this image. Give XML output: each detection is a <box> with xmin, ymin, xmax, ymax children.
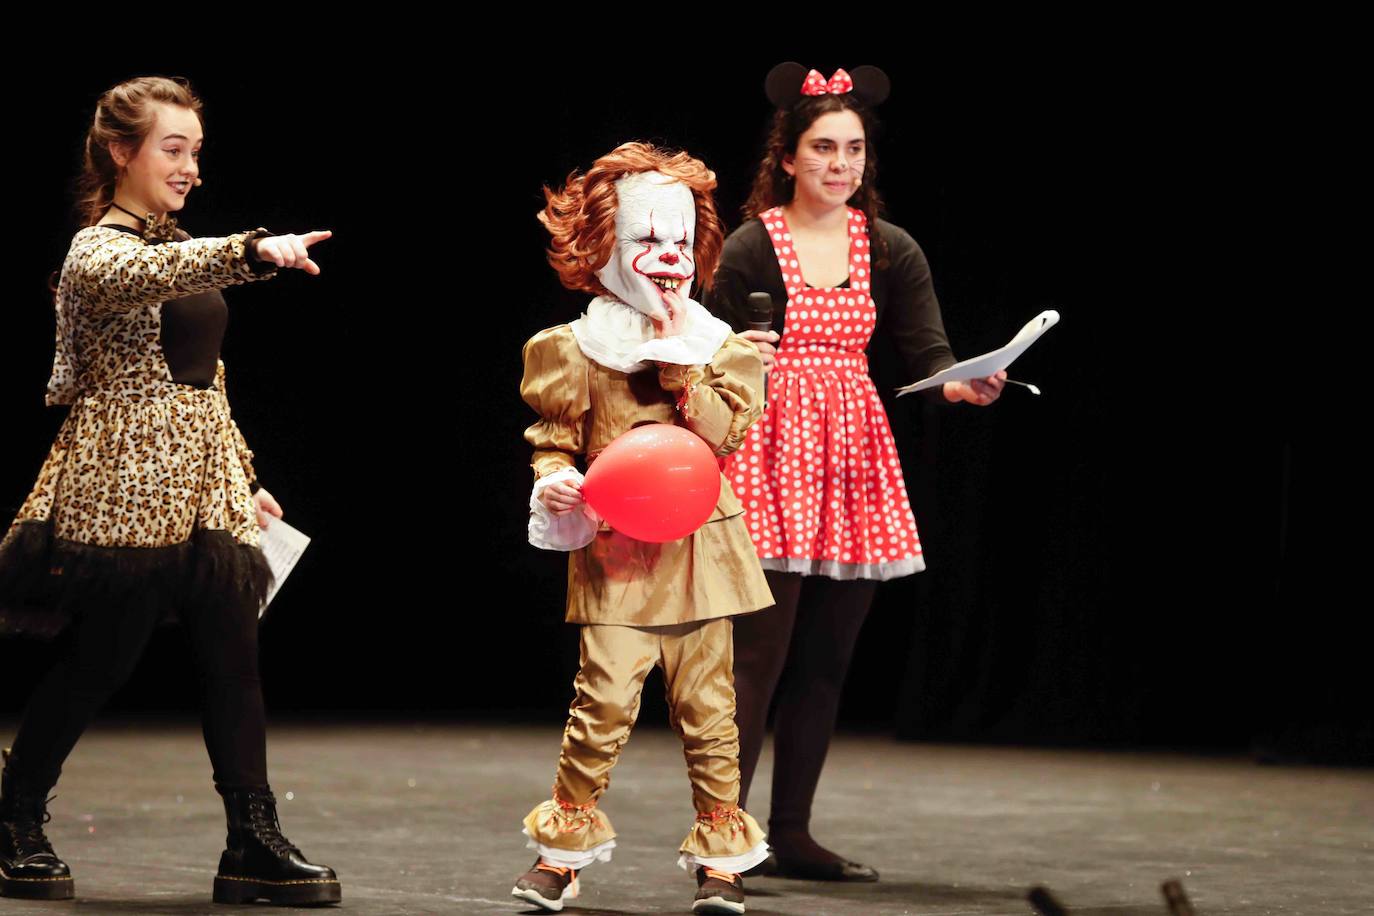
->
<box><xmin>726</xmin><ymin>206</ymin><xmax>925</xmax><ymax>580</ymax></box>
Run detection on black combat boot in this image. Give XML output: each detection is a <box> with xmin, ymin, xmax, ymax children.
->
<box><xmin>212</xmin><ymin>785</ymin><xmax>340</xmax><ymax>906</ymax></box>
<box><xmin>0</xmin><ymin>749</ymin><xmax>74</xmax><ymax>900</ymax></box>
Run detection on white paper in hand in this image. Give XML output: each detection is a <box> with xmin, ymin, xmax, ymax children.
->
<box><xmin>257</xmin><ymin>516</ymin><xmax>310</xmax><ymax>618</ymax></box>
<box><xmin>897</xmin><ymin>310</ymin><xmax>1060</xmax><ymax>396</ymax></box>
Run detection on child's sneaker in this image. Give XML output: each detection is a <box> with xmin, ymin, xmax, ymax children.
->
<box><xmin>692</xmin><ymin>866</ymin><xmax>745</xmax><ymax>914</ymax></box>
<box><xmin>511</xmin><ymin>859</ymin><xmax>579</xmax><ymax>912</ymax></box>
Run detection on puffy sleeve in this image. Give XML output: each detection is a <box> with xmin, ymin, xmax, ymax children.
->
<box><xmin>520</xmin><ymin>325</ymin><xmax>598</xmax><ymax>550</ymax></box>
<box><xmin>68</xmin><ymin>228</ymin><xmax>278</xmax><ymax>318</ymax></box>
<box><xmin>521</xmin><ymin>325</ymin><xmax>591</xmax><ymax>480</ymax></box>
<box><xmin>657</xmin><ymin>333</ymin><xmax>764</xmax><ymax>458</ymax></box>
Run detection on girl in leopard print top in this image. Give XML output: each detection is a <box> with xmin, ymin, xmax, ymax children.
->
<box><xmin>0</xmin><ymin>75</ymin><xmax>339</xmax><ymax>906</ymax></box>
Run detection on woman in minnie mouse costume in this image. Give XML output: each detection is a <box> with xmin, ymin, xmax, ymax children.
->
<box><xmin>511</xmin><ymin>142</ymin><xmax>772</xmax><ymax>914</ymax></box>
<box><xmin>703</xmin><ymin>63</ymin><xmax>1006</xmax><ymax>882</ymax></box>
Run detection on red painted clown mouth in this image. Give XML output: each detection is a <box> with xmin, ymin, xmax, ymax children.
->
<box><xmin>644</xmin><ymin>270</ymin><xmax>694</xmax><ymax>291</ymax></box>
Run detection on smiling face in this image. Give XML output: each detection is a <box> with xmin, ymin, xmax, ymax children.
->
<box><xmin>595</xmin><ymin>171</ymin><xmax>696</xmax><ymax>322</ymax></box>
<box><xmin>783</xmin><ymin>108</ymin><xmax>867</xmax><ymax>210</ymax></box>
<box><xmin>112</xmin><ymin>102</ymin><xmax>203</xmax><ymax>217</ymax></box>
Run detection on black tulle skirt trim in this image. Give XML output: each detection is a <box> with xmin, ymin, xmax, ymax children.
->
<box><xmin>0</xmin><ymin>519</ymin><xmax>271</xmax><ymax>640</ymax></box>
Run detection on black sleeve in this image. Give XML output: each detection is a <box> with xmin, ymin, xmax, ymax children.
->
<box><xmin>876</xmin><ymin>222</ymin><xmax>958</xmax><ymax>402</ymax></box>
<box><xmin>702</xmin><ymin>221</ymin><xmax>787</xmax><ymax>337</ymax></box>
<box><xmin>702</xmin><ymin>256</ymin><xmax>752</xmax><ymax>332</ymax></box>
<box><xmin>244</xmin><ymin>229</ymin><xmax>279</xmax><ymax>277</ymax></box>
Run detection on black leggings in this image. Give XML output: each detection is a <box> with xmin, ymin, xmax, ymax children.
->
<box><xmin>7</xmin><ymin>588</ymin><xmax>268</xmax><ymax>791</ymax></box>
<box><xmin>732</xmin><ymin>570</ymin><xmax>877</xmax><ymax>839</ymax></box>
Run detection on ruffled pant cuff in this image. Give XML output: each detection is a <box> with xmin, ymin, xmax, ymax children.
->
<box><xmin>521</xmin><ymin>795</ymin><xmax>617</xmax><ymax>856</ymax></box>
<box><xmin>676</xmin><ymin>805</ymin><xmax>768</xmax><ymax>872</ymax></box>
<box><xmin>523</xmin><ymin>828</ymin><xmax>617</xmax><ymax>870</ymax></box>
<box><xmin>677</xmin><ymin>839</ymin><xmax>771</xmax><ymax>874</ymax></box>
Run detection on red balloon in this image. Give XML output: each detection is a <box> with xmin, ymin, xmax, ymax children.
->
<box><xmin>581</xmin><ymin>424</ymin><xmax>721</xmax><ymax>543</ymax></box>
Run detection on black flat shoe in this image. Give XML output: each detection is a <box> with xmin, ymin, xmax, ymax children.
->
<box><xmin>774</xmin><ymin>855</ymin><xmax>879</xmax><ymax>882</ymax></box>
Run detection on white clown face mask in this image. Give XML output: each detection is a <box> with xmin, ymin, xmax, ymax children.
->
<box><xmin>595</xmin><ymin>171</ymin><xmax>696</xmax><ymax>323</ymax></box>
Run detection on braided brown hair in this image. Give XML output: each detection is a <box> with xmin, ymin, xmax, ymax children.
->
<box><xmin>75</xmin><ymin>76</ymin><xmax>203</xmax><ymax>227</ymax></box>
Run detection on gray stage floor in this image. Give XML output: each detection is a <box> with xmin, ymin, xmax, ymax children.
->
<box><xmin>0</xmin><ymin>721</ymin><xmax>1369</xmax><ymax>915</ymax></box>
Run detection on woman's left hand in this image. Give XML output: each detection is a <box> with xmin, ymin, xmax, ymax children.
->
<box><xmin>253</xmin><ymin>488</ymin><xmax>283</xmax><ymax>530</ymax></box>
<box><xmin>943</xmin><ymin>370</ymin><xmax>1007</xmax><ymax>406</ymax></box>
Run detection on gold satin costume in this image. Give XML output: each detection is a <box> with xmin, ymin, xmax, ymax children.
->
<box><xmin>519</xmin><ymin>324</ymin><xmax>772</xmax><ymax>866</ymax></box>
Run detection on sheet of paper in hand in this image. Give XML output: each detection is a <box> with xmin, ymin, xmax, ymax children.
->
<box><xmin>896</xmin><ymin>310</ymin><xmax>1060</xmax><ymax>396</ymax></box>
<box><xmin>258</xmin><ymin>516</ymin><xmax>311</xmax><ymax>618</ymax></box>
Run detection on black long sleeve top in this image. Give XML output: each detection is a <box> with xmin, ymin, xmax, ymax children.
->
<box><xmin>702</xmin><ymin>216</ymin><xmax>959</xmax><ymax>395</ymax></box>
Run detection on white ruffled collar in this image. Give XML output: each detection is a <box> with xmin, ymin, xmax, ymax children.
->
<box><xmin>569</xmin><ymin>295</ymin><xmax>731</xmax><ymax>373</ymax></box>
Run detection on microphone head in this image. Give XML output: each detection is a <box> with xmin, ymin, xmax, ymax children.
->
<box><xmin>747</xmin><ymin>292</ymin><xmax>773</xmax><ymax>328</ymax></box>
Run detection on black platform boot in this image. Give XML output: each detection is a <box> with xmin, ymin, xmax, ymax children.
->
<box><xmin>0</xmin><ymin>749</ymin><xmax>74</xmax><ymax>900</ymax></box>
<box><xmin>212</xmin><ymin>785</ymin><xmax>341</xmax><ymax>906</ymax></box>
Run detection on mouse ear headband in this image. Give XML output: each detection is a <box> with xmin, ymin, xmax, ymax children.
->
<box><xmin>764</xmin><ymin>62</ymin><xmax>891</xmax><ymax>108</ymax></box>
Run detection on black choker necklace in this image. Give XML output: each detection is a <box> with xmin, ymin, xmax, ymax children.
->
<box><xmin>110</xmin><ymin>202</ymin><xmax>178</xmax><ymax>242</ymax></box>
<box><xmin>110</xmin><ymin>201</ymin><xmax>146</xmax><ymax>223</ymax></box>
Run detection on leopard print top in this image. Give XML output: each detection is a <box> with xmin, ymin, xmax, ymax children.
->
<box><xmin>0</xmin><ymin>226</ymin><xmax>278</xmax><ymax>635</ymax></box>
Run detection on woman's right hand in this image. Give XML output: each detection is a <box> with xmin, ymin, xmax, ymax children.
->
<box><xmin>539</xmin><ymin>480</ymin><xmax>586</xmax><ymax>516</ymax></box>
<box><xmin>251</xmin><ymin>230</ymin><xmax>333</xmax><ymax>275</ymax></box>
<box><xmin>740</xmin><ymin>329</ymin><xmax>780</xmax><ymax>373</ymax></box>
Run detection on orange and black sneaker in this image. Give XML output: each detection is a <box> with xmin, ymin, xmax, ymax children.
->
<box><xmin>693</xmin><ymin>866</ymin><xmax>746</xmax><ymax>914</ymax></box>
<box><xmin>511</xmin><ymin>858</ymin><xmax>579</xmax><ymax>912</ymax></box>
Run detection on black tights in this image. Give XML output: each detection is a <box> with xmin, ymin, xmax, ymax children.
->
<box><xmin>6</xmin><ymin>589</ymin><xmax>267</xmax><ymax>792</ymax></box>
<box><xmin>732</xmin><ymin>570</ymin><xmax>877</xmax><ymax>863</ymax></box>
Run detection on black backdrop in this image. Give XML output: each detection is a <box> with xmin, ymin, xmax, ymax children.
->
<box><xmin>1</xmin><ymin>50</ymin><xmax>1352</xmax><ymax>761</ymax></box>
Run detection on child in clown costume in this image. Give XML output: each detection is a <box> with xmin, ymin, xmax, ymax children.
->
<box><xmin>511</xmin><ymin>143</ymin><xmax>772</xmax><ymax>915</ymax></box>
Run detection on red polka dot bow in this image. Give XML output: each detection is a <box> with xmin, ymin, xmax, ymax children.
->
<box><xmin>801</xmin><ymin>68</ymin><xmax>854</xmax><ymax>96</ymax></box>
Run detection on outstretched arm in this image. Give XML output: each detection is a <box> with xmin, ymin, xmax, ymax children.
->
<box><xmin>70</xmin><ymin>227</ymin><xmax>331</xmax><ymax>316</ymax></box>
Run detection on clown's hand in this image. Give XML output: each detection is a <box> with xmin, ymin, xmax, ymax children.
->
<box><xmin>538</xmin><ymin>480</ymin><xmax>586</xmax><ymax>516</ymax></box>
<box><xmin>528</xmin><ymin>468</ymin><xmax>598</xmax><ymax>551</ymax></box>
<box><xmin>651</xmin><ymin>289</ymin><xmax>690</xmax><ymax>339</ymax></box>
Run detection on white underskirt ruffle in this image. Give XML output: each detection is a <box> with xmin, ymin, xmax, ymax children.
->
<box><xmin>759</xmin><ymin>555</ymin><xmax>926</xmax><ymax>581</ymax></box>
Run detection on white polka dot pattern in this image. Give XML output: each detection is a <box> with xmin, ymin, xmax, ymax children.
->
<box><xmin>725</xmin><ymin>207</ymin><xmax>923</xmax><ymax>578</ymax></box>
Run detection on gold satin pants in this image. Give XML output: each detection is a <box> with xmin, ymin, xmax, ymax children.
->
<box><xmin>523</xmin><ymin>619</ymin><xmax>765</xmax><ymax>861</ymax></box>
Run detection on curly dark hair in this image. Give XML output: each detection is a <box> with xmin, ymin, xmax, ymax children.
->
<box><xmin>742</xmin><ymin>94</ymin><xmax>889</xmax><ymax>268</ymax></box>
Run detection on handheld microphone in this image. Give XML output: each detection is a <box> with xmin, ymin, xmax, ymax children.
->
<box><xmin>746</xmin><ymin>292</ymin><xmax>776</xmax><ymax>402</ymax></box>
<box><xmin>747</xmin><ymin>292</ymin><xmax>773</xmax><ymax>334</ymax></box>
